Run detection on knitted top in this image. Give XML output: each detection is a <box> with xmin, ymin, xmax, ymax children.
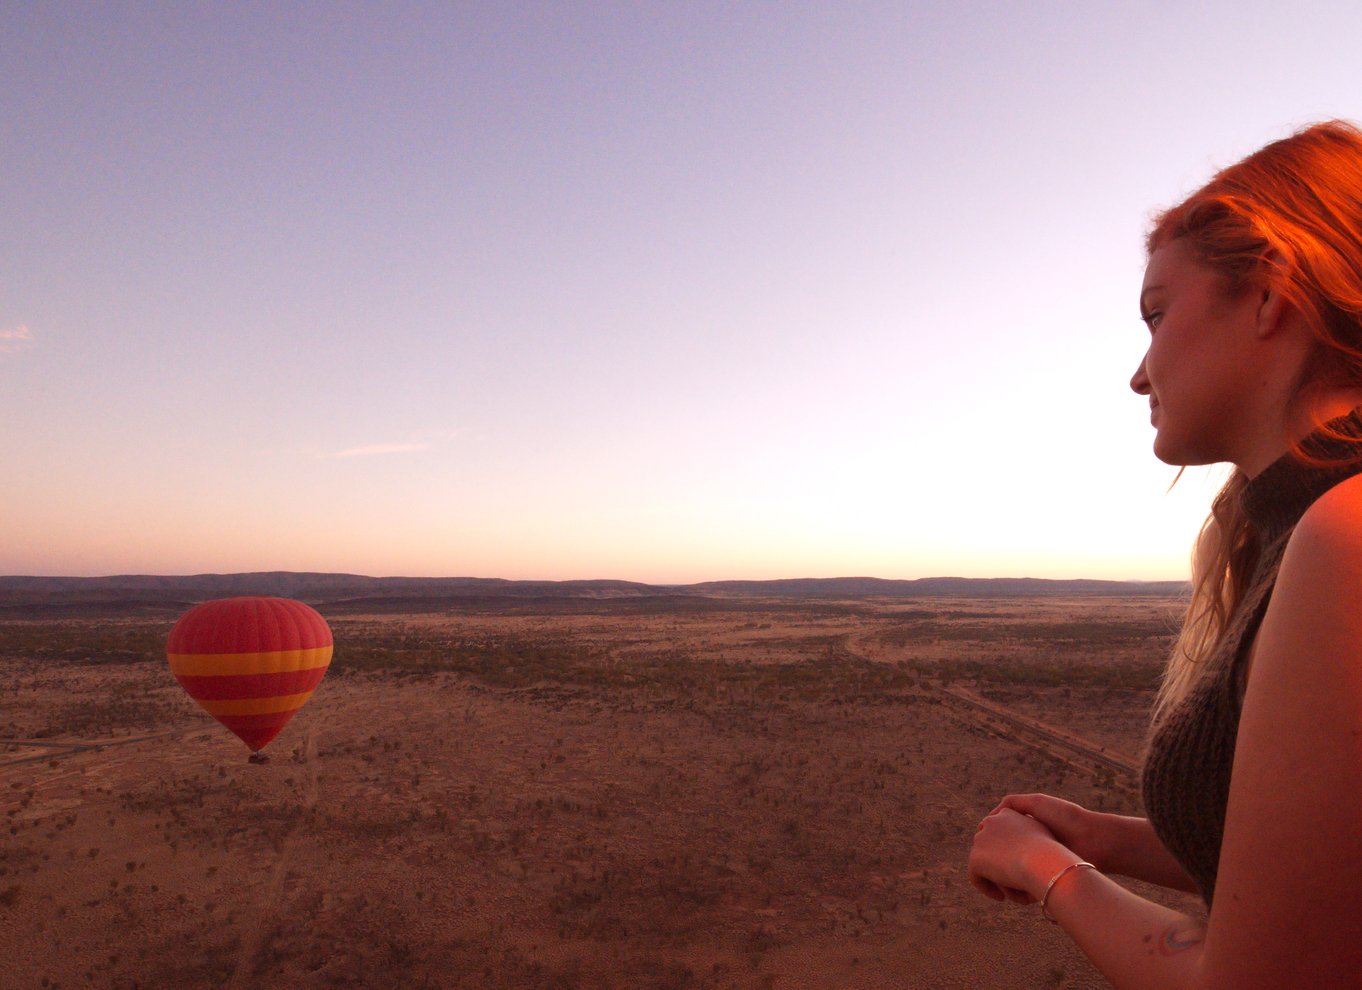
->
<box><xmin>1141</xmin><ymin>412</ymin><xmax>1362</xmax><ymax>906</ymax></box>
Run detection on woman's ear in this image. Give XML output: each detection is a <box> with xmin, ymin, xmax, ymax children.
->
<box><xmin>1253</xmin><ymin>285</ymin><xmax>1290</xmax><ymax>340</ymax></box>
<box><xmin>1252</xmin><ymin>250</ymin><xmax>1293</xmax><ymax>339</ymax></box>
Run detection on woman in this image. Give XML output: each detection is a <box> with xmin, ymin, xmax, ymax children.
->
<box><xmin>968</xmin><ymin>120</ymin><xmax>1362</xmax><ymax>989</ymax></box>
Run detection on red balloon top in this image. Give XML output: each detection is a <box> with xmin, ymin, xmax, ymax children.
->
<box><xmin>166</xmin><ymin>597</ymin><xmax>332</xmax><ymax>655</ymax></box>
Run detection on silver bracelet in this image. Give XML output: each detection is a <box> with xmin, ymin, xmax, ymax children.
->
<box><xmin>1040</xmin><ymin>861</ymin><xmax>1096</xmax><ymax>923</ymax></box>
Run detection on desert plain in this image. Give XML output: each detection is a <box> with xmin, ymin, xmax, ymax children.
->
<box><xmin>0</xmin><ymin>591</ymin><xmax>1203</xmax><ymax>989</ymax></box>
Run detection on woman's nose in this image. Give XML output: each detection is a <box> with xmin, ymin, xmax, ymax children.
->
<box><xmin>1130</xmin><ymin>354</ymin><xmax>1151</xmax><ymax>395</ymax></box>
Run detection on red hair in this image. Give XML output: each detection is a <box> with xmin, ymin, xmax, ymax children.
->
<box><xmin>1150</xmin><ymin>120</ymin><xmax>1362</xmax><ymax>405</ymax></box>
<box><xmin>1149</xmin><ymin>120</ymin><xmax>1362</xmax><ymax>719</ymax></box>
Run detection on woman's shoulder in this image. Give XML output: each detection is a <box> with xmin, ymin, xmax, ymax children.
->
<box><xmin>1256</xmin><ymin>470</ymin><xmax>1362</xmax><ymax>672</ymax></box>
<box><xmin>1285</xmin><ymin>469</ymin><xmax>1362</xmax><ymax>580</ymax></box>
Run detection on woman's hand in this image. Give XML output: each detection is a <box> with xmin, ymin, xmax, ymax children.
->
<box><xmin>986</xmin><ymin>793</ymin><xmax>1112</xmax><ymax>871</ymax></box>
<box><xmin>968</xmin><ymin>806</ymin><xmax>1081</xmax><ymax>906</ymax></box>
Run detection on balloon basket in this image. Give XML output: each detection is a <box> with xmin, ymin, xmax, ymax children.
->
<box><xmin>248</xmin><ymin>751</ymin><xmax>271</xmax><ymax>765</ymax></box>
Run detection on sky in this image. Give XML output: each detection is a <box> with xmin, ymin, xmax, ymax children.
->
<box><xmin>4</xmin><ymin>2</ymin><xmax>1361</xmax><ymax>583</ymax></box>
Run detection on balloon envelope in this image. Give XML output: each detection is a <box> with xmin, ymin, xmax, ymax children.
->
<box><xmin>167</xmin><ymin>597</ymin><xmax>333</xmax><ymax>752</ymax></box>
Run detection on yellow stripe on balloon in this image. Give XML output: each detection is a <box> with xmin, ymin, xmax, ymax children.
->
<box><xmin>167</xmin><ymin>646</ymin><xmax>333</xmax><ymax>677</ymax></box>
<box><xmin>196</xmin><ymin>690</ymin><xmax>319</xmax><ymax>717</ymax></box>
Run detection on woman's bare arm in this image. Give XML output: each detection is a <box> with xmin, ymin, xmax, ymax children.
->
<box><xmin>972</xmin><ymin>475</ymin><xmax>1362</xmax><ymax>988</ymax></box>
<box><xmin>1098</xmin><ymin>814</ymin><xmax>1199</xmax><ymax>893</ymax></box>
<box><xmin>992</xmin><ymin>795</ymin><xmax>1199</xmax><ymax>893</ymax></box>
<box><xmin>970</xmin><ymin>809</ymin><xmax>1210</xmax><ymax>988</ymax></box>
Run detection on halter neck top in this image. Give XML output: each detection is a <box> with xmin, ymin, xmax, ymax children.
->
<box><xmin>1141</xmin><ymin>410</ymin><xmax>1362</xmax><ymax>905</ymax></box>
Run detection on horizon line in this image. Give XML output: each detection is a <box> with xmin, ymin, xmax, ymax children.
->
<box><xmin>0</xmin><ymin>570</ymin><xmax>1190</xmax><ymax>585</ymax></box>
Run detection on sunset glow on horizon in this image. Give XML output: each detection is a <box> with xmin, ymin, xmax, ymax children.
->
<box><xmin>4</xmin><ymin>3</ymin><xmax>1359</xmax><ymax>584</ymax></box>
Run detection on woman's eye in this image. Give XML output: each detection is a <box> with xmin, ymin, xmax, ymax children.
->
<box><xmin>1142</xmin><ymin>311</ymin><xmax>1162</xmax><ymax>331</ymax></box>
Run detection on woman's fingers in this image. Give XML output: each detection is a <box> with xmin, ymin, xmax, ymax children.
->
<box><xmin>995</xmin><ymin>794</ymin><xmax>1083</xmax><ymax>840</ymax></box>
<box><xmin>996</xmin><ymin>793</ymin><xmax>1049</xmax><ymax>816</ymax></box>
<box><xmin>979</xmin><ymin>880</ymin><xmax>1006</xmax><ymax>901</ymax></box>
<box><xmin>967</xmin><ymin>868</ymin><xmax>1007</xmax><ymax>901</ymax></box>
<box><xmin>987</xmin><ymin>793</ymin><xmax>1048</xmax><ymax>820</ymax></box>
<box><xmin>971</xmin><ymin>841</ymin><xmax>1032</xmax><ymax>905</ymax></box>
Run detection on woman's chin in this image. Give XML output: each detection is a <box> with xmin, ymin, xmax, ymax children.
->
<box><xmin>1151</xmin><ymin>433</ymin><xmax>1219</xmax><ymax>468</ymax></box>
<box><xmin>1150</xmin><ymin>431</ymin><xmax>1175</xmax><ymax>464</ymax></box>
<box><xmin>1151</xmin><ymin>430</ymin><xmax>1190</xmax><ymax>467</ymax></box>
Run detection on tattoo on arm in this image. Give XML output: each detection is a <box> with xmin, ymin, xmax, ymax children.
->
<box><xmin>1156</xmin><ymin>923</ymin><xmax>1206</xmax><ymax>956</ymax></box>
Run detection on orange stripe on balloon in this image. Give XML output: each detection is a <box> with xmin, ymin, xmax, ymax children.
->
<box><xmin>197</xmin><ymin>690</ymin><xmax>317</xmax><ymax>717</ymax></box>
<box><xmin>168</xmin><ymin>646</ymin><xmax>333</xmax><ymax>677</ymax></box>
<box><xmin>175</xmin><ymin>666</ymin><xmax>328</xmax><ymax>701</ymax></box>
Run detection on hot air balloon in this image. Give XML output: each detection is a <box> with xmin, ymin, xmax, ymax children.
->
<box><xmin>167</xmin><ymin>597</ymin><xmax>332</xmax><ymax>762</ymax></box>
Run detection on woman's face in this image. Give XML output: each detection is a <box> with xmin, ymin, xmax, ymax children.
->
<box><xmin>1130</xmin><ymin>239</ymin><xmax>1268</xmax><ymax>466</ymax></box>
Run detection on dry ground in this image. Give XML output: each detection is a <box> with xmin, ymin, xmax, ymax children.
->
<box><xmin>0</xmin><ymin>595</ymin><xmax>1202</xmax><ymax>989</ymax></box>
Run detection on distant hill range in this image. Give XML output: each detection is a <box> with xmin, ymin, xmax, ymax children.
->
<box><xmin>0</xmin><ymin>572</ymin><xmax>1187</xmax><ymax>612</ymax></box>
